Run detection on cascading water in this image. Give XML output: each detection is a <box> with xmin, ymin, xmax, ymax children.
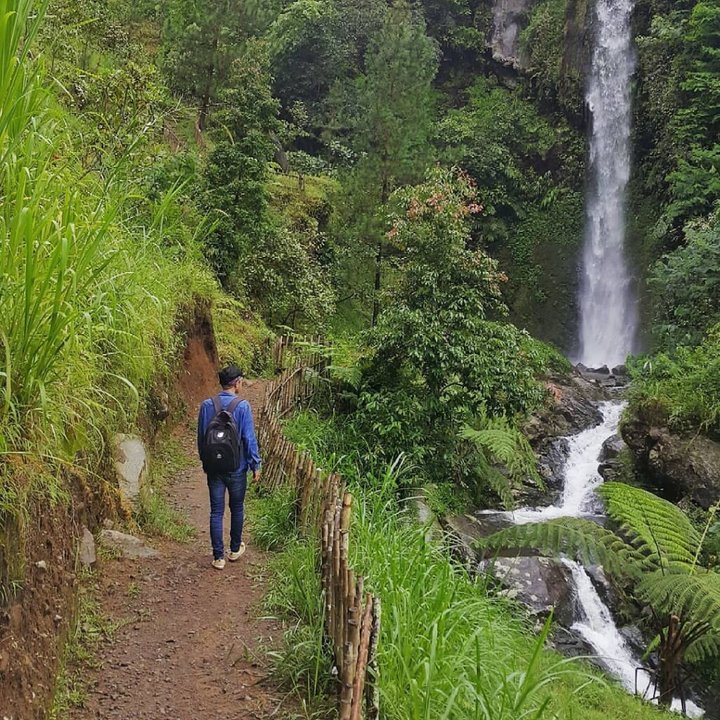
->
<box><xmin>578</xmin><ymin>0</ymin><xmax>638</xmax><ymax>367</ymax></box>
<box><xmin>508</xmin><ymin>402</ymin><xmax>623</xmax><ymax>525</ymax></box>
<box><xmin>486</xmin><ymin>403</ymin><xmax>705</xmax><ymax>715</ymax></box>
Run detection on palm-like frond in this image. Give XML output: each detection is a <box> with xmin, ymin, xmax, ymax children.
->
<box><xmin>477</xmin><ymin>518</ymin><xmax>642</xmax><ymax>580</ymax></box>
<box><xmin>598</xmin><ymin>483</ymin><xmax>702</xmax><ymax>570</ymax></box>
<box><xmin>637</xmin><ymin>570</ymin><xmax>720</xmax><ymax>635</ymax></box>
<box><xmin>684</xmin><ymin>629</ymin><xmax>720</xmax><ymax>663</ymax></box>
<box><xmin>461</xmin><ymin>418</ymin><xmax>542</xmax><ymax>509</ymax></box>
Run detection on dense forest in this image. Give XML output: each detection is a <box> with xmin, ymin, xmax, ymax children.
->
<box><xmin>1</xmin><ymin>0</ymin><xmax>720</xmax><ymax>718</ymax></box>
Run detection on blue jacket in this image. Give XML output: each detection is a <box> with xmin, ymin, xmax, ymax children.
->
<box><xmin>197</xmin><ymin>392</ymin><xmax>262</xmax><ymax>474</ymax></box>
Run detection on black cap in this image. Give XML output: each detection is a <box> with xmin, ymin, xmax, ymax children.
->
<box><xmin>219</xmin><ymin>365</ymin><xmax>244</xmax><ymax>387</ymax></box>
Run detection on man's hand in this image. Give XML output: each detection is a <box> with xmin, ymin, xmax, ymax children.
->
<box><xmin>252</xmin><ymin>469</ymin><xmax>262</xmax><ymax>483</ymax></box>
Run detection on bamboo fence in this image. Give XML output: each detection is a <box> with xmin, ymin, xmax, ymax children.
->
<box><xmin>259</xmin><ymin>337</ymin><xmax>381</xmax><ymax>720</ymax></box>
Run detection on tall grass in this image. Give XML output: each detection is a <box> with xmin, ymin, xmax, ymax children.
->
<box><xmin>270</xmin><ymin>411</ymin><xmax>673</xmax><ymax>720</ymax></box>
<box><xmin>0</xmin><ymin>0</ymin><xmax>213</xmax><ymax>599</ymax></box>
<box><xmin>0</xmin><ymin>0</ymin><xmax>212</xmax><ymax>456</ymax></box>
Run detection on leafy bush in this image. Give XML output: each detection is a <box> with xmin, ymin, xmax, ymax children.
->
<box><xmin>629</xmin><ymin>324</ymin><xmax>720</xmax><ymax>433</ymax></box>
<box><xmin>650</xmin><ymin>210</ymin><xmax>720</xmax><ymax>349</ymax></box>
<box><xmin>351</xmin><ymin>168</ymin><xmax>553</xmax><ymax>495</ymax></box>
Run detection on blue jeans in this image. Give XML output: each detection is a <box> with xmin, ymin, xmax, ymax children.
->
<box><xmin>207</xmin><ymin>472</ymin><xmax>247</xmax><ymax>560</ymax></box>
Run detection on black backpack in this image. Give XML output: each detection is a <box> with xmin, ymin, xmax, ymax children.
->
<box><xmin>201</xmin><ymin>395</ymin><xmax>242</xmax><ymax>473</ymax></box>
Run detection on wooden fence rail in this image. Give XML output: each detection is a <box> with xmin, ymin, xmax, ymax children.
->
<box><xmin>258</xmin><ymin>337</ymin><xmax>380</xmax><ymax>720</ymax></box>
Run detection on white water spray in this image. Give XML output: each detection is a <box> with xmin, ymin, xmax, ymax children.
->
<box><xmin>578</xmin><ymin>0</ymin><xmax>638</xmax><ymax>367</ymax></box>
<box><xmin>566</xmin><ymin>561</ymin><xmax>704</xmax><ymax>717</ymax></box>
<box><xmin>508</xmin><ymin>402</ymin><xmax>623</xmax><ymax>525</ymax></box>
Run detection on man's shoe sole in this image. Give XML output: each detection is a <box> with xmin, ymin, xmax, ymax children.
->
<box><xmin>228</xmin><ymin>544</ymin><xmax>246</xmax><ymax>562</ymax></box>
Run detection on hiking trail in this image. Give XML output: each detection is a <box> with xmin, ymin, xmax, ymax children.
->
<box><xmin>69</xmin><ymin>378</ymin><xmax>296</xmax><ymax>720</ymax></box>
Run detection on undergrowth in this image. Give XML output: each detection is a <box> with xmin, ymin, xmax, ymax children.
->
<box><xmin>50</xmin><ymin>573</ymin><xmax>120</xmax><ymax>717</ymax></box>
<box><xmin>253</xmin><ymin>410</ymin><xmax>673</xmax><ymax>720</ymax></box>
<box><xmin>134</xmin><ymin>437</ymin><xmax>195</xmax><ymax>542</ymax></box>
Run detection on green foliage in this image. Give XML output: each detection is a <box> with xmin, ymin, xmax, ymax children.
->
<box><xmin>481</xmin><ymin>482</ymin><xmax>720</xmax><ymax>702</ymax></box>
<box><xmin>440</xmin><ymin>77</ymin><xmax>582</xmax><ymax>224</ymax></box>
<box><xmin>134</xmin><ymin>437</ymin><xmax>195</xmax><ymax>542</ymax></box>
<box><xmin>331</xmin><ymin>0</ymin><xmax>439</xmax><ymax>323</ymax></box>
<box><xmin>0</xmin><ymin>0</ymin><xmax>216</xmax><ymax>604</ymax></box>
<box><xmin>650</xmin><ymin>210</ymin><xmax>720</xmax><ymax>348</ymax></box>
<box><xmin>520</xmin><ymin>0</ymin><xmax>584</xmax><ymax>115</ymax></box>
<box><xmin>248</xmin><ymin>485</ymin><xmax>297</xmax><ymax>550</ymax></box>
<box><xmin>134</xmin><ymin>488</ymin><xmax>195</xmax><ymax>543</ymax></box>
<box><xmin>460</xmin><ymin>415</ymin><xmax>543</xmax><ymax>508</ymax></box>
<box><xmin>353</xmin><ymin>168</ymin><xmax>552</xmax><ymax>492</ymax></box>
<box><xmin>629</xmin><ymin>324</ymin><xmax>720</xmax><ymax>433</ymax></box>
<box><xmin>51</xmin><ymin>575</ymin><xmax>119</xmax><ymax>717</ymax></box>
<box><xmin>212</xmin><ymin>296</ymin><xmax>274</xmax><ymax>375</ymax></box>
<box><xmin>264</xmin><ymin>537</ymin><xmax>335</xmax><ymax>708</ymax></box>
<box><xmin>159</xmin><ymin>0</ymin><xmax>256</xmax><ymax>125</ymax></box>
<box><xmin>263</xmin><ymin>413</ymin><xmax>671</xmax><ymax>719</ymax></box>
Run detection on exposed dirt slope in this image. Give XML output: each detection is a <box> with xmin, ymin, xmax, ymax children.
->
<box><xmin>68</xmin><ymin>378</ymin><xmax>296</xmax><ymax>720</ymax></box>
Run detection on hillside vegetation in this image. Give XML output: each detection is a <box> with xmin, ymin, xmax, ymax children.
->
<box><xmin>1</xmin><ymin>0</ymin><xmax>719</xmax><ymax>717</ymax></box>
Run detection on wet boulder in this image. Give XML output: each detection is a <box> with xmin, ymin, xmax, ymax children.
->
<box><xmin>623</xmin><ymin>414</ymin><xmax>720</xmax><ymax>509</ymax></box>
<box><xmin>526</xmin><ymin>371</ymin><xmax>607</xmax><ymax>443</ymax></box>
<box><xmin>599</xmin><ymin>433</ymin><xmax>630</xmax><ymax>482</ymax></box>
<box><xmin>478</xmin><ymin>555</ymin><xmax>577</xmax><ymax>626</ymax></box>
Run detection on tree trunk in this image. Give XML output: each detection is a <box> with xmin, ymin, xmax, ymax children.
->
<box><xmin>371</xmin><ymin>240</ymin><xmax>382</xmax><ymax>327</ymax></box>
<box><xmin>658</xmin><ymin>615</ymin><xmax>684</xmax><ymax>706</ymax></box>
<box><xmin>371</xmin><ymin>172</ymin><xmax>390</xmax><ymax>328</ymax></box>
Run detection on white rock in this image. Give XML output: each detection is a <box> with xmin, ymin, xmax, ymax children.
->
<box><xmin>79</xmin><ymin>527</ymin><xmax>96</xmax><ymax>567</ymax></box>
<box><xmin>113</xmin><ymin>434</ymin><xmax>148</xmax><ymax>506</ymax></box>
<box><xmin>100</xmin><ymin>529</ymin><xmax>159</xmax><ymax>559</ymax></box>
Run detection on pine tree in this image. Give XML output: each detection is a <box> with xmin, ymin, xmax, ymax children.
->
<box><xmin>335</xmin><ymin>0</ymin><xmax>438</xmax><ymax>325</ymax></box>
<box><xmin>159</xmin><ymin>0</ymin><xmax>250</xmax><ymax>130</ymax></box>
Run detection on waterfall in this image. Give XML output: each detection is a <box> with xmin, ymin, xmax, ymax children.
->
<box><xmin>578</xmin><ymin>0</ymin><xmax>638</xmax><ymax>368</ymax></box>
<box><xmin>481</xmin><ymin>401</ymin><xmax>706</xmax><ymax>714</ymax></box>
<box><xmin>566</xmin><ymin>560</ymin><xmax>705</xmax><ymax>718</ymax></box>
<box><xmin>508</xmin><ymin>402</ymin><xmax>623</xmax><ymax>525</ymax></box>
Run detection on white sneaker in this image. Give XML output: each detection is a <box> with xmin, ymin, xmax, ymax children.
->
<box><xmin>227</xmin><ymin>543</ymin><xmax>246</xmax><ymax>562</ymax></box>
<box><xmin>212</xmin><ymin>558</ymin><xmax>226</xmax><ymax>570</ymax></box>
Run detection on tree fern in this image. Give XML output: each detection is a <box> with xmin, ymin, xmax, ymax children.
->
<box><xmin>461</xmin><ymin>416</ymin><xmax>542</xmax><ymax>510</ymax></box>
<box><xmin>598</xmin><ymin>483</ymin><xmax>701</xmax><ymax>570</ymax></box>
<box><xmin>477</xmin><ymin>518</ymin><xmax>642</xmax><ymax>580</ymax></box>
<box><xmin>482</xmin><ymin>483</ymin><xmax>720</xmax><ymax>705</ymax></box>
<box><xmin>637</xmin><ymin>571</ymin><xmax>720</xmax><ymax>635</ymax></box>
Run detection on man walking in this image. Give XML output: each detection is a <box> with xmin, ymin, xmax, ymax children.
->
<box><xmin>197</xmin><ymin>366</ymin><xmax>261</xmax><ymax>570</ymax></box>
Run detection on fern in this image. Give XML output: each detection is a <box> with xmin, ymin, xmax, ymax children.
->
<box><xmin>482</xmin><ymin>483</ymin><xmax>720</xmax><ymax>698</ymax></box>
<box><xmin>637</xmin><ymin>571</ymin><xmax>720</xmax><ymax>634</ymax></box>
<box><xmin>598</xmin><ymin>483</ymin><xmax>702</xmax><ymax>570</ymax></box>
<box><xmin>461</xmin><ymin>416</ymin><xmax>542</xmax><ymax>510</ymax></box>
<box><xmin>477</xmin><ymin>518</ymin><xmax>643</xmax><ymax>580</ymax></box>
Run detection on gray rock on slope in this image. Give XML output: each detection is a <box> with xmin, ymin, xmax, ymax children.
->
<box><xmin>113</xmin><ymin>434</ymin><xmax>148</xmax><ymax>506</ymax></box>
<box><xmin>623</xmin><ymin>418</ymin><xmax>720</xmax><ymax>509</ymax></box>
<box><xmin>100</xmin><ymin>529</ymin><xmax>159</xmax><ymax>559</ymax></box>
<box><xmin>491</xmin><ymin>0</ymin><xmax>539</xmax><ymax>68</ymax></box>
<box><xmin>79</xmin><ymin>527</ymin><xmax>96</xmax><ymax>567</ymax></box>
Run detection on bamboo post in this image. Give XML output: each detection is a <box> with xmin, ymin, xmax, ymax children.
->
<box><xmin>365</xmin><ymin>596</ymin><xmax>381</xmax><ymax>719</ymax></box>
<box><xmin>349</xmin><ymin>594</ymin><xmax>374</xmax><ymax>720</ymax></box>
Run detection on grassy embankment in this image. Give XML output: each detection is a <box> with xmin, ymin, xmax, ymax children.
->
<box><xmin>251</xmin><ymin>408</ymin><xmax>673</xmax><ymax>720</ymax></box>
<box><xmin>0</xmin><ymin>0</ymin><xmax>269</xmax><ymax>605</ymax></box>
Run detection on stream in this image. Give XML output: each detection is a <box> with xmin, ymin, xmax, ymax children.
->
<box><xmin>486</xmin><ymin>402</ymin><xmax>704</xmax><ymax>716</ymax></box>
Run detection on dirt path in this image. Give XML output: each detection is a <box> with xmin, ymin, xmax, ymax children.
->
<box><xmin>69</xmin><ymin>380</ymin><xmax>295</xmax><ymax>720</ymax></box>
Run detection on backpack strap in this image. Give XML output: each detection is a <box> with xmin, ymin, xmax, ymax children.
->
<box><xmin>226</xmin><ymin>396</ymin><xmax>243</xmax><ymax>415</ymax></box>
<box><xmin>211</xmin><ymin>395</ymin><xmax>223</xmax><ymax>416</ymax></box>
